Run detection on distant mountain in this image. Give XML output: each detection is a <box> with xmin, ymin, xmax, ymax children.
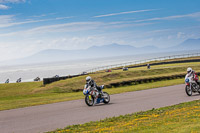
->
<box><xmin>87</xmin><ymin>43</ymin><xmax>159</xmax><ymax>56</ymax></box>
<box><xmin>2</xmin><ymin>38</ymin><xmax>200</xmax><ymax>65</ymax></box>
<box><xmin>172</xmin><ymin>38</ymin><xmax>200</xmax><ymax>51</ymax></box>
<box><xmin>2</xmin><ymin>44</ymin><xmax>160</xmax><ymax>65</ymax></box>
<box><xmin>87</xmin><ymin>44</ymin><xmax>137</xmax><ymax>56</ymax></box>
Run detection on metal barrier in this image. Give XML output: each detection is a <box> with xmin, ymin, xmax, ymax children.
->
<box><xmin>43</xmin><ymin>52</ymin><xmax>200</xmax><ymax>85</ymax></box>
<box><xmin>43</xmin><ymin>74</ymin><xmax>86</xmax><ymax>85</ymax></box>
<box><xmin>85</xmin><ymin>53</ymin><xmax>200</xmax><ymax>73</ymax></box>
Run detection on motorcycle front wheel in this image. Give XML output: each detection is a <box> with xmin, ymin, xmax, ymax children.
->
<box><xmin>103</xmin><ymin>92</ymin><xmax>110</xmax><ymax>104</ymax></box>
<box><xmin>198</xmin><ymin>87</ymin><xmax>200</xmax><ymax>94</ymax></box>
<box><xmin>85</xmin><ymin>95</ymin><xmax>95</xmax><ymax>106</ymax></box>
<box><xmin>185</xmin><ymin>85</ymin><xmax>192</xmax><ymax>96</ymax></box>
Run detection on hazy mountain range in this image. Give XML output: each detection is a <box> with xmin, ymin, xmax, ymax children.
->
<box><xmin>171</xmin><ymin>38</ymin><xmax>200</xmax><ymax>50</ymax></box>
<box><xmin>1</xmin><ymin>38</ymin><xmax>200</xmax><ymax>65</ymax></box>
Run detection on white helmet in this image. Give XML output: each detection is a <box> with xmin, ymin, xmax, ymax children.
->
<box><xmin>86</xmin><ymin>76</ymin><xmax>92</xmax><ymax>83</ymax></box>
<box><xmin>187</xmin><ymin>67</ymin><xmax>192</xmax><ymax>74</ymax></box>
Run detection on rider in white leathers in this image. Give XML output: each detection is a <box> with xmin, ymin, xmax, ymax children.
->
<box><xmin>185</xmin><ymin>67</ymin><xmax>199</xmax><ymax>84</ymax></box>
<box><xmin>185</xmin><ymin>68</ymin><xmax>194</xmax><ymax>79</ymax></box>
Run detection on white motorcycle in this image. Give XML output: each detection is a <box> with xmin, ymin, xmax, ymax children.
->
<box><xmin>185</xmin><ymin>77</ymin><xmax>200</xmax><ymax>96</ymax></box>
<box><xmin>83</xmin><ymin>84</ymin><xmax>110</xmax><ymax>106</ymax></box>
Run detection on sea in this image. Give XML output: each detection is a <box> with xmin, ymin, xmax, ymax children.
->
<box><xmin>0</xmin><ymin>50</ymin><xmax>199</xmax><ymax>83</ymax></box>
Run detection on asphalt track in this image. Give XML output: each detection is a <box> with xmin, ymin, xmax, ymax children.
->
<box><xmin>0</xmin><ymin>84</ymin><xmax>200</xmax><ymax>133</ymax></box>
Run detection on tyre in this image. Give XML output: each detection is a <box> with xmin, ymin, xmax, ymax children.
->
<box><xmin>103</xmin><ymin>92</ymin><xmax>110</xmax><ymax>104</ymax></box>
<box><xmin>198</xmin><ymin>87</ymin><xmax>200</xmax><ymax>94</ymax></box>
<box><xmin>85</xmin><ymin>95</ymin><xmax>95</xmax><ymax>106</ymax></box>
<box><xmin>185</xmin><ymin>85</ymin><xmax>192</xmax><ymax>96</ymax></box>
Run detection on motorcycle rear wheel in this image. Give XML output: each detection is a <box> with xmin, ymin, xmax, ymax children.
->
<box><xmin>85</xmin><ymin>95</ymin><xmax>95</xmax><ymax>106</ymax></box>
<box><xmin>185</xmin><ymin>85</ymin><xmax>192</xmax><ymax>96</ymax></box>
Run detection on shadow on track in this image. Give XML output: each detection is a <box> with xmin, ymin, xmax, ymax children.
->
<box><xmin>92</xmin><ymin>103</ymin><xmax>115</xmax><ymax>107</ymax></box>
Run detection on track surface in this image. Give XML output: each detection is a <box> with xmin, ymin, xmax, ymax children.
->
<box><xmin>0</xmin><ymin>84</ymin><xmax>200</xmax><ymax>133</ymax></box>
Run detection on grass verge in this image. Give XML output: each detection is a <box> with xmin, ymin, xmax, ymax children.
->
<box><xmin>49</xmin><ymin>100</ymin><xmax>200</xmax><ymax>133</ymax></box>
<box><xmin>0</xmin><ymin>78</ymin><xmax>184</xmax><ymax>111</ymax></box>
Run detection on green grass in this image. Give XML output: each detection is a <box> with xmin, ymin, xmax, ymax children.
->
<box><xmin>49</xmin><ymin>100</ymin><xmax>200</xmax><ymax>133</ymax></box>
<box><xmin>0</xmin><ymin>81</ymin><xmax>43</xmax><ymax>98</ymax></box>
<box><xmin>0</xmin><ymin>78</ymin><xmax>184</xmax><ymax>111</ymax></box>
<box><xmin>0</xmin><ymin>60</ymin><xmax>200</xmax><ymax>111</ymax></box>
<box><xmin>38</xmin><ymin>61</ymin><xmax>200</xmax><ymax>93</ymax></box>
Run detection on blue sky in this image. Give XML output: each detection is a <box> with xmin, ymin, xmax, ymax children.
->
<box><xmin>0</xmin><ymin>0</ymin><xmax>200</xmax><ymax>61</ymax></box>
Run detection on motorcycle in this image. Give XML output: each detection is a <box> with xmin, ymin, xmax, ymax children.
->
<box><xmin>185</xmin><ymin>77</ymin><xmax>200</xmax><ymax>96</ymax></box>
<box><xmin>83</xmin><ymin>84</ymin><xmax>110</xmax><ymax>106</ymax></box>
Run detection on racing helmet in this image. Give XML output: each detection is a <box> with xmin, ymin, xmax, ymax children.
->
<box><xmin>187</xmin><ymin>67</ymin><xmax>192</xmax><ymax>74</ymax></box>
<box><xmin>86</xmin><ymin>76</ymin><xmax>92</xmax><ymax>84</ymax></box>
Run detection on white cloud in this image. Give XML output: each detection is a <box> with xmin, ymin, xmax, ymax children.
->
<box><xmin>0</xmin><ymin>0</ymin><xmax>26</xmax><ymax>10</ymax></box>
<box><xmin>177</xmin><ymin>32</ymin><xmax>185</xmax><ymax>39</ymax></box>
<box><xmin>0</xmin><ymin>15</ymin><xmax>72</xmax><ymax>28</ymax></box>
<box><xmin>103</xmin><ymin>22</ymin><xmax>155</xmax><ymax>29</ymax></box>
<box><xmin>26</xmin><ymin>22</ymin><xmax>103</xmax><ymax>34</ymax></box>
<box><xmin>0</xmin><ymin>4</ymin><xmax>9</xmax><ymax>9</ymax></box>
<box><xmin>0</xmin><ymin>0</ymin><xmax>25</xmax><ymax>3</ymax></box>
<box><xmin>167</xmin><ymin>35</ymin><xmax>173</xmax><ymax>40</ymax></box>
<box><xmin>55</xmin><ymin>16</ymin><xmax>74</xmax><ymax>20</ymax></box>
<box><xmin>94</xmin><ymin>9</ymin><xmax>158</xmax><ymax>18</ymax></box>
<box><xmin>0</xmin><ymin>22</ymin><xmax>102</xmax><ymax>37</ymax></box>
<box><xmin>0</xmin><ymin>21</ymin><xmax>154</xmax><ymax>37</ymax></box>
<box><xmin>49</xmin><ymin>36</ymin><xmax>107</xmax><ymax>50</ymax></box>
<box><xmin>30</xmin><ymin>13</ymin><xmax>57</xmax><ymax>18</ymax></box>
<box><xmin>0</xmin><ymin>19</ymin><xmax>46</xmax><ymax>28</ymax></box>
<box><xmin>0</xmin><ymin>15</ymin><xmax>14</xmax><ymax>24</ymax></box>
<box><xmin>31</xmin><ymin>14</ymin><xmax>47</xmax><ymax>18</ymax></box>
<box><xmin>135</xmin><ymin>12</ymin><xmax>200</xmax><ymax>22</ymax></box>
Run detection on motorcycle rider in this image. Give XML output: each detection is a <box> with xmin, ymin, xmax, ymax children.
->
<box><xmin>86</xmin><ymin>76</ymin><xmax>103</xmax><ymax>96</ymax></box>
<box><xmin>185</xmin><ymin>67</ymin><xmax>199</xmax><ymax>84</ymax></box>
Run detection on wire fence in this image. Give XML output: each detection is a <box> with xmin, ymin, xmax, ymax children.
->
<box><xmin>85</xmin><ymin>53</ymin><xmax>200</xmax><ymax>73</ymax></box>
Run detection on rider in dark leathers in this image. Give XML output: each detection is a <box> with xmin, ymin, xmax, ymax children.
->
<box><xmin>86</xmin><ymin>76</ymin><xmax>102</xmax><ymax>93</ymax></box>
